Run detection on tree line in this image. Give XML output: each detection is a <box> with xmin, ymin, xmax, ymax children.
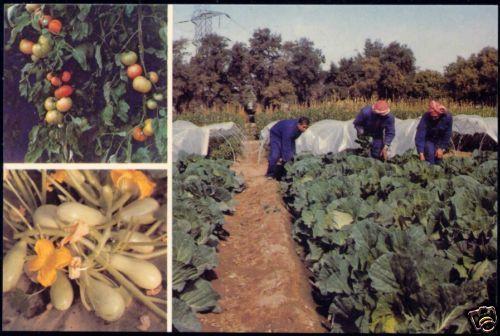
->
<box><xmin>173</xmin><ymin>28</ymin><xmax>498</xmax><ymax>112</ymax></box>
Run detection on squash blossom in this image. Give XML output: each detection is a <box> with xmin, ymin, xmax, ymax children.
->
<box><xmin>110</xmin><ymin>170</ymin><xmax>156</xmax><ymax>199</ymax></box>
<box><xmin>46</xmin><ymin>170</ymin><xmax>68</xmax><ymax>192</ymax></box>
<box><xmin>27</xmin><ymin>239</ymin><xmax>72</xmax><ymax>287</ymax></box>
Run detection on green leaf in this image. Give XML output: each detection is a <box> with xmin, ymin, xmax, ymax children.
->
<box><xmin>72</xmin><ymin>45</ymin><xmax>89</xmax><ymax>70</ymax></box>
<box><xmin>179</xmin><ymin>279</ymin><xmax>220</xmax><ymax>313</ymax></box>
<box><xmin>173</xmin><ymin>298</ymin><xmax>201</xmax><ymax>332</ymax></box>
<box><xmin>101</xmin><ymin>105</ymin><xmax>114</xmax><ymax>126</ymax></box>
<box><xmin>95</xmin><ymin>44</ymin><xmax>103</xmax><ymax>70</ymax></box>
<box><xmin>131</xmin><ymin>147</ymin><xmax>152</xmax><ymax>163</ymax></box>
<box><xmin>154</xmin><ymin>117</ymin><xmax>167</xmax><ymax>161</ymax></box>
<box><xmin>7</xmin><ymin>11</ymin><xmax>31</xmax><ymax>47</ymax></box>
<box><xmin>117</xmin><ymin>100</ymin><xmax>129</xmax><ymax>123</ymax></box>
<box><xmin>77</xmin><ymin>4</ymin><xmax>92</xmax><ymax>20</ymax></box>
<box><xmin>125</xmin><ymin>5</ymin><xmax>136</xmax><ymax>17</ymax></box>
<box><xmin>159</xmin><ymin>24</ymin><xmax>168</xmax><ymax>47</ymax></box>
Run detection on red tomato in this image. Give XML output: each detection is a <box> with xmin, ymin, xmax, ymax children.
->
<box><xmin>127</xmin><ymin>64</ymin><xmax>143</xmax><ymax>79</ymax></box>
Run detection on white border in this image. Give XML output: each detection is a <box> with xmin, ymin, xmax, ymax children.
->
<box><xmin>166</xmin><ymin>4</ymin><xmax>173</xmax><ymax>333</ymax></box>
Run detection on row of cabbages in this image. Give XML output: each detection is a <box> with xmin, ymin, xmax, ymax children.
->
<box><xmin>281</xmin><ymin>150</ymin><xmax>497</xmax><ymax>333</ymax></box>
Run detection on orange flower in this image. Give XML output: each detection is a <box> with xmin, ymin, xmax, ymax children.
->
<box><xmin>46</xmin><ymin>170</ymin><xmax>68</xmax><ymax>192</ymax></box>
<box><xmin>26</xmin><ymin>239</ymin><xmax>72</xmax><ymax>287</ymax></box>
<box><xmin>110</xmin><ymin>170</ymin><xmax>155</xmax><ymax>199</ymax></box>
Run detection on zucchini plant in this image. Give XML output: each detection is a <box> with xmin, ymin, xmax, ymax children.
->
<box><xmin>3</xmin><ymin>169</ymin><xmax>167</xmax><ymax>324</ymax></box>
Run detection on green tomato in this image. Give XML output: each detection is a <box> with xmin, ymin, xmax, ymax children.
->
<box><xmin>38</xmin><ymin>35</ymin><xmax>53</xmax><ymax>48</ymax></box>
<box><xmin>32</xmin><ymin>44</ymin><xmax>46</xmax><ymax>58</ymax></box>
<box><xmin>146</xmin><ymin>99</ymin><xmax>158</xmax><ymax>110</ymax></box>
<box><xmin>120</xmin><ymin>51</ymin><xmax>138</xmax><ymax>66</ymax></box>
<box><xmin>153</xmin><ymin>93</ymin><xmax>164</xmax><ymax>102</ymax></box>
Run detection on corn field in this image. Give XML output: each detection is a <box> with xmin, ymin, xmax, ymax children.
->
<box><xmin>175</xmin><ymin>99</ymin><xmax>496</xmax><ymax>135</ymax></box>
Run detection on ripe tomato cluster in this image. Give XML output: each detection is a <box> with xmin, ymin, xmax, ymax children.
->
<box><xmin>44</xmin><ymin>70</ymin><xmax>75</xmax><ymax>125</ymax></box>
<box><xmin>120</xmin><ymin>50</ymin><xmax>164</xmax><ymax>141</ymax></box>
<box><xmin>20</xmin><ymin>4</ymin><xmax>63</xmax><ymax>62</ymax></box>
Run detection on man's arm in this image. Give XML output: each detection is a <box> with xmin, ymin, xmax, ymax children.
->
<box><xmin>353</xmin><ymin>109</ymin><xmax>366</xmax><ymax>136</ymax></box>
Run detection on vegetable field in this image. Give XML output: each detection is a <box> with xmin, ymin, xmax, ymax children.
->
<box><xmin>172</xmin><ymin>155</ymin><xmax>245</xmax><ymax>331</ymax></box>
<box><xmin>281</xmin><ymin>150</ymin><xmax>497</xmax><ymax>333</ymax></box>
<box><xmin>3</xmin><ymin>170</ymin><xmax>167</xmax><ymax>331</ymax></box>
<box><xmin>3</xmin><ymin>4</ymin><xmax>167</xmax><ymax>162</ymax></box>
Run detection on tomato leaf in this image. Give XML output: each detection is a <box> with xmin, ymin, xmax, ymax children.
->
<box><xmin>117</xmin><ymin>100</ymin><xmax>130</xmax><ymax>123</ymax></box>
<box><xmin>71</xmin><ymin>45</ymin><xmax>88</xmax><ymax>71</ymax></box>
<box><xmin>132</xmin><ymin>147</ymin><xmax>152</xmax><ymax>163</ymax></box>
<box><xmin>95</xmin><ymin>44</ymin><xmax>103</xmax><ymax>70</ymax></box>
<box><xmin>101</xmin><ymin>105</ymin><xmax>114</xmax><ymax>126</ymax></box>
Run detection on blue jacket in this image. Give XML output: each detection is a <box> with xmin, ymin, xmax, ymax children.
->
<box><xmin>415</xmin><ymin>112</ymin><xmax>453</xmax><ymax>153</ymax></box>
<box><xmin>270</xmin><ymin>119</ymin><xmax>302</xmax><ymax>162</ymax></box>
<box><xmin>353</xmin><ymin>105</ymin><xmax>396</xmax><ymax>146</ymax></box>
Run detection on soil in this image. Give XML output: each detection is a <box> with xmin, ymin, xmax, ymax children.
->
<box><xmin>198</xmin><ymin>140</ymin><xmax>326</xmax><ymax>333</ymax></box>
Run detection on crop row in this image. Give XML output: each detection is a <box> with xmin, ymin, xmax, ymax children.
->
<box><xmin>281</xmin><ymin>150</ymin><xmax>497</xmax><ymax>333</ymax></box>
<box><xmin>172</xmin><ymin>155</ymin><xmax>245</xmax><ymax>331</ymax></box>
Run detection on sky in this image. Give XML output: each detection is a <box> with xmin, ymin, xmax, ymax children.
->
<box><xmin>173</xmin><ymin>5</ymin><xmax>498</xmax><ymax>72</ymax></box>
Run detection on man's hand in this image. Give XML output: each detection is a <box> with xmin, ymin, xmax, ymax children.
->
<box><xmin>277</xmin><ymin>158</ymin><xmax>284</xmax><ymax>165</ymax></box>
<box><xmin>380</xmin><ymin>146</ymin><xmax>388</xmax><ymax>160</ymax></box>
<box><xmin>435</xmin><ymin>148</ymin><xmax>444</xmax><ymax>159</ymax></box>
<box><xmin>355</xmin><ymin>127</ymin><xmax>364</xmax><ymax>137</ymax></box>
<box><xmin>419</xmin><ymin>153</ymin><xmax>425</xmax><ymax>161</ymax></box>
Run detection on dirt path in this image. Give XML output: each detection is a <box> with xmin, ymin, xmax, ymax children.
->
<box><xmin>198</xmin><ymin>140</ymin><xmax>325</xmax><ymax>333</ymax></box>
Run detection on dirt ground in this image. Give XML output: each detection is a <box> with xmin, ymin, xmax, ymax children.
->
<box><xmin>198</xmin><ymin>140</ymin><xmax>325</xmax><ymax>333</ymax></box>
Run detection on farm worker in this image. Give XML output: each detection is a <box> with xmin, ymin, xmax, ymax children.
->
<box><xmin>415</xmin><ymin>100</ymin><xmax>453</xmax><ymax>164</ymax></box>
<box><xmin>353</xmin><ymin>100</ymin><xmax>395</xmax><ymax>160</ymax></box>
<box><xmin>266</xmin><ymin>117</ymin><xmax>310</xmax><ymax>179</ymax></box>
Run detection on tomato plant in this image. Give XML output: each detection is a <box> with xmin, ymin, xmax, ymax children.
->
<box><xmin>4</xmin><ymin>4</ymin><xmax>167</xmax><ymax>163</ymax></box>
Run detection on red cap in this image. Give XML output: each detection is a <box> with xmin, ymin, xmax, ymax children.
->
<box><xmin>372</xmin><ymin>100</ymin><xmax>390</xmax><ymax>116</ymax></box>
<box><xmin>429</xmin><ymin>100</ymin><xmax>446</xmax><ymax>117</ymax></box>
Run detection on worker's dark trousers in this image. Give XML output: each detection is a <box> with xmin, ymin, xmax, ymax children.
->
<box><xmin>370</xmin><ymin>138</ymin><xmax>384</xmax><ymax>159</ymax></box>
<box><xmin>423</xmin><ymin>140</ymin><xmax>442</xmax><ymax>164</ymax></box>
<box><xmin>266</xmin><ymin>134</ymin><xmax>281</xmax><ymax>177</ymax></box>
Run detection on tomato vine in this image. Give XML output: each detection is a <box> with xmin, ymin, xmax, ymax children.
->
<box><xmin>4</xmin><ymin>4</ymin><xmax>167</xmax><ymax>163</ymax></box>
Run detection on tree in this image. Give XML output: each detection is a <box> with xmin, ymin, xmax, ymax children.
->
<box><xmin>323</xmin><ymin>62</ymin><xmax>340</xmax><ymax>98</ymax></box>
<box><xmin>475</xmin><ymin>47</ymin><xmax>497</xmax><ymax>104</ymax></box>
<box><xmin>173</xmin><ymin>38</ymin><xmax>193</xmax><ymax>112</ymax></box>
<box><xmin>189</xmin><ymin>34</ymin><xmax>231</xmax><ymax>108</ymax></box>
<box><xmin>262</xmin><ymin>57</ymin><xmax>296</xmax><ymax>108</ymax></box>
<box><xmin>352</xmin><ymin>56</ymin><xmax>381</xmax><ymax>99</ymax></box>
<box><xmin>226</xmin><ymin>42</ymin><xmax>253</xmax><ymax>106</ymax></box>
<box><xmin>409</xmin><ymin>70</ymin><xmax>446</xmax><ymax>99</ymax></box>
<box><xmin>363</xmin><ymin>38</ymin><xmax>384</xmax><ymax>58</ymax></box>
<box><xmin>445</xmin><ymin>55</ymin><xmax>480</xmax><ymax>102</ymax></box>
<box><xmin>283</xmin><ymin>38</ymin><xmax>325</xmax><ymax>104</ymax></box>
<box><xmin>378</xmin><ymin>63</ymin><xmax>407</xmax><ymax>99</ymax></box>
<box><xmin>248</xmin><ymin>28</ymin><xmax>282</xmax><ymax>106</ymax></box>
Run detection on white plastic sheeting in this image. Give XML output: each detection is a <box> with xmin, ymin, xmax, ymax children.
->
<box><xmin>173</xmin><ymin>121</ymin><xmax>241</xmax><ymax>161</ymax></box>
<box><xmin>173</xmin><ymin>121</ymin><xmax>210</xmax><ymax>162</ymax></box>
<box><xmin>259</xmin><ymin>115</ymin><xmax>498</xmax><ymax>159</ymax></box>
